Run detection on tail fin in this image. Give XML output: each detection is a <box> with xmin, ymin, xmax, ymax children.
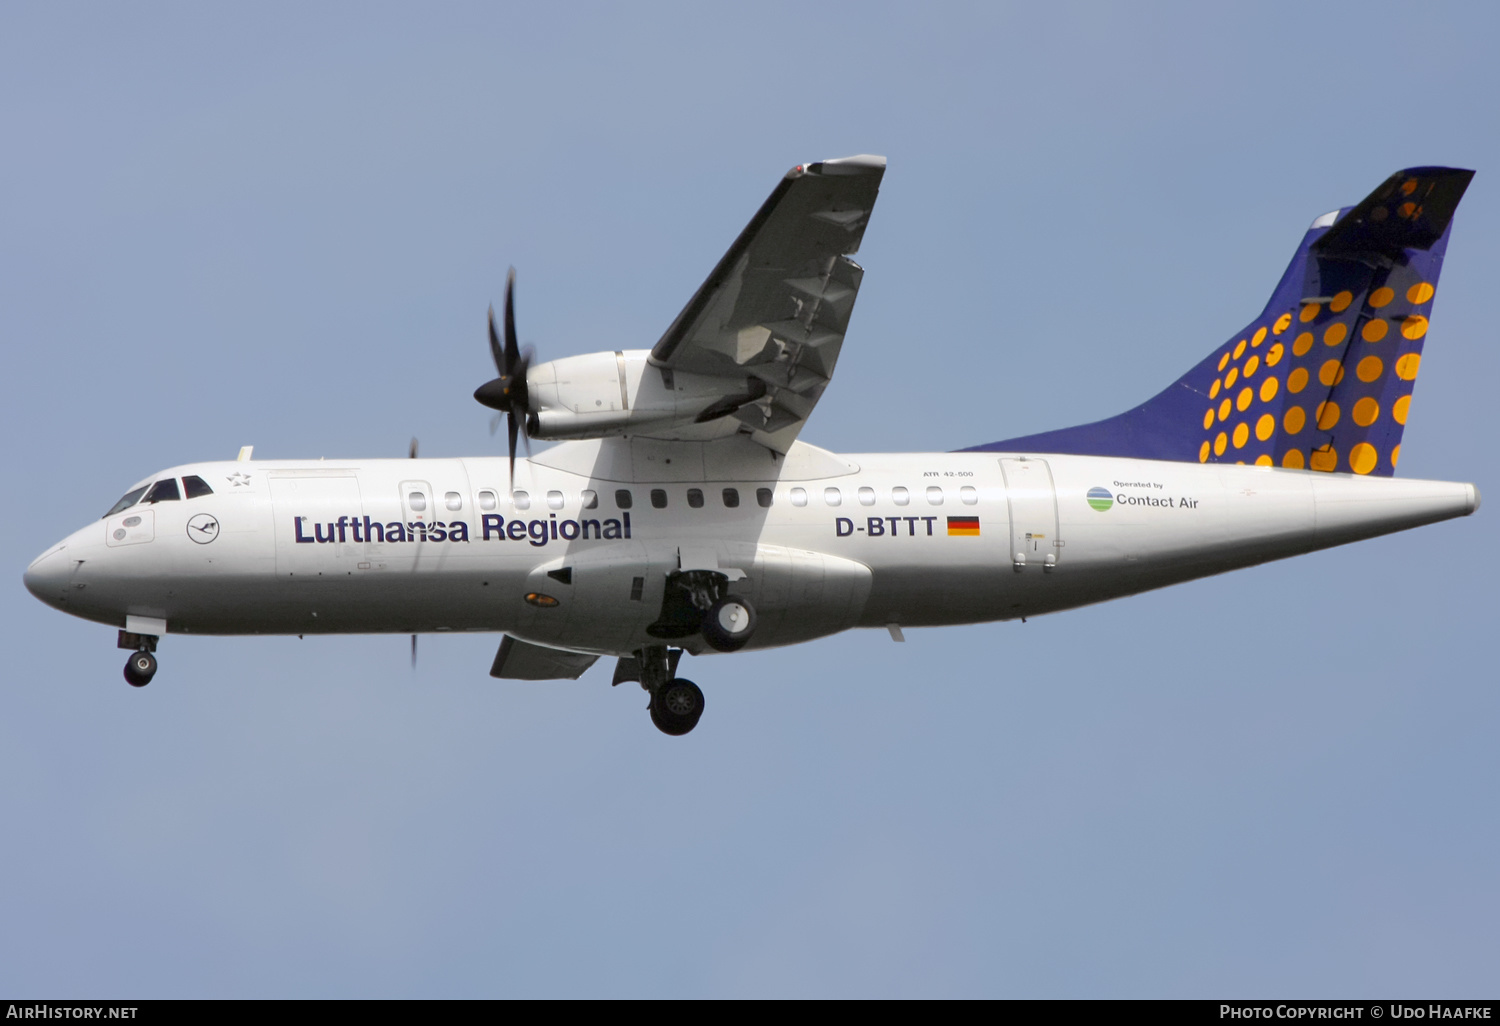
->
<box><xmin>964</xmin><ymin>167</ymin><xmax>1473</xmax><ymax>475</ymax></box>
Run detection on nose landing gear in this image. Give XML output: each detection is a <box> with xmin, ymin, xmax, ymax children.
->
<box><xmin>118</xmin><ymin>629</ymin><xmax>158</xmax><ymax>687</ymax></box>
<box><xmin>124</xmin><ymin>651</ymin><xmax>157</xmax><ymax>687</ymax></box>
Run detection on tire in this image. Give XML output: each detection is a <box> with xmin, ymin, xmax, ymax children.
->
<box><xmin>650</xmin><ymin>678</ymin><xmax>704</xmax><ymax>736</ymax></box>
<box><xmin>701</xmin><ymin>595</ymin><xmax>755</xmax><ymax>652</ymax></box>
<box><xmin>124</xmin><ymin>651</ymin><xmax>156</xmax><ymax>688</ymax></box>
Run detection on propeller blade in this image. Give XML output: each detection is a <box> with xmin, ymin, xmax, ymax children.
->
<box><xmin>409</xmin><ymin>437</ymin><xmax>418</xmax><ymax>459</ymax></box>
<box><xmin>410</xmin><ymin>633</ymin><xmax>417</xmax><ymax>669</ymax></box>
<box><xmin>503</xmin><ymin>267</ymin><xmax>519</xmax><ymax>371</ymax></box>
<box><xmin>489</xmin><ymin>412</ymin><xmax>502</xmax><ymax>436</ymax></box>
<box><xmin>507</xmin><ymin>409</ymin><xmax>519</xmax><ymax>493</ymax></box>
<box><xmin>487</xmin><ymin>305</ymin><xmax>505</xmax><ymax>376</ymax></box>
<box><xmin>510</xmin><ymin>344</ymin><xmax>533</xmax><ymax>418</ymax></box>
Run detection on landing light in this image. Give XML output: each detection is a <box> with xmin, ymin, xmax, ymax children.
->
<box><xmin>524</xmin><ymin>592</ymin><xmax>559</xmax><ymax>608</ymax></box>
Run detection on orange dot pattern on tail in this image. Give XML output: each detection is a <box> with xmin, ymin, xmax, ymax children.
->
<box><xmin>967</xmin><ymin>168</ymin><xmax>1466</xmax><ymax>477</ymax></box>
<box><xmin>1194</xmin><ymin>181</ymin><xmax>1438</xmax><ymax>475</ymax></box>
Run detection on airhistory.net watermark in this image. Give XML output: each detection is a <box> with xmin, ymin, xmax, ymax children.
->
<box><xmin>5</xmin><ymin>1007</ymin><xmax>137</xmax><ymax>1019</ymax></box>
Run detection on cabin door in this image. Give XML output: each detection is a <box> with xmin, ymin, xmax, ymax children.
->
<box><xmin>268</xmin><ymin>473</ymin><xmax>365</xmax><ymax>581</ymax></box>
<box><xmin>998</xmin><ymin>458</ymin><xmax>1061</xmax><ymax>572</ymax></box>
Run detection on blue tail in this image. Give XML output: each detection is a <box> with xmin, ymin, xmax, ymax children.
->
<box><xmin>963</xmin><ymin>167</ymin><xmax>1473</xmax><ymax>475</ymax></box>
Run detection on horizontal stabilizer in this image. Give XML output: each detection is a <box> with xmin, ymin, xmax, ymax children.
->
<box><xmin>1314</xmin><ymin>167</ymin><xmax>1473</xmax><ymax>258</ymax></box>
<box><xmin>489</xmin><ymin>635</ymin><xmax>599</xmax><ymax>681</ymax></box>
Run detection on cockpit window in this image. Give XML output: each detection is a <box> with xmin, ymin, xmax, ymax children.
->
<box><xmin>183</xmin><ymin>475</ymin><xmax>214</xmax><ymax>499</ymax></box>
<box><xmin>142</xmin><ymin>479</ymin><xmax>181</xmax><ymax>503</ymax></box>
<box><xmin>103</xmin><ymin>486</ymin><xmax>149</xmax><ymax>518</ymax></box>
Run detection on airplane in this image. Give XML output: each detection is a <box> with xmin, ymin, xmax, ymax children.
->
<box><xmin>22</xmin><ymin>156</ymin><xmax>1481</xmax><ymax>736</ymax></box>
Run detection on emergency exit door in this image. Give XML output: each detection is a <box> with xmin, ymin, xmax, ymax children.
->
<box><xmin>998</xmin><ymin>458</ymin><xmax>1061</xmax><ymax>572</ymax></box>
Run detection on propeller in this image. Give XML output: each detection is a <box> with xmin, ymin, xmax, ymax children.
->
<box><xmin>473</xmin><ymin>268</ymin><xmax>535</xmax><ymax>491</ymax></box>
<box><xmin>409</xmin><ymin>436</ymin><xmax>418</xmax><ymax>668</ymax></box>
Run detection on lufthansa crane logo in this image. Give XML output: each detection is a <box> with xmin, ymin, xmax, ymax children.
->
<box><xmin>187</xmin><ymin>514</ymin><xmax>220</xmax><ymax>544</ymax></box>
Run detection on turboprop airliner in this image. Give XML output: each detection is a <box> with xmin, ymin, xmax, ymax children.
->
<box><xmin>22</xmin><ymin>156</ymin><xmax>1481</xmax><ymax>735</ymax></box>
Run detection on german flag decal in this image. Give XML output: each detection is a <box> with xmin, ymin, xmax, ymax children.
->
<box><xmin>947</xmin><ymin>516</ymin><xmax>980</xmax><ymax>536</ymax></box>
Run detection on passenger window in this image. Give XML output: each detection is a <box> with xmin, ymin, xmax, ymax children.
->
<box><xmin>651</xmin><ymin>489</ymin><xmax>668</xmax><ymax>509</ymax></box>
<box><xmin>926</xmin><ymin>486</ymin><xmax>944</xmax><ymax>505</ymax></box>
<box><xmin>183</xmin><ymin>475</ymin><xmax>214</xmax><ymax>499</ymax></box>
<box><xmin>824</xmin><ymin>487</ymin><xmax>842</xmax><ymax>506</ymax></box>
<box><xmin>756</xmin><ymin>487</ymin><xmax>773</xmax><ymax>508</ymax></box>
<box><xmin>547</xmin><ymin>490</ymin><xmax>564</xmax><ymax>510</ymax></box>
<box><xmin>408</xmin><ymin>490</ymin><xmax>427</xmax><ymax>512</ymax></box>
<box><xmin>961</xmin><ymin>486</ymin><xmax>978</xmax><ymax>505</ymax></box>
<box><xmin>143</xmin><ymin>479</ymin><xmax>181</xmax><ymax>503</ymax></box>
<box><xmin>478</xmin><ymin>490</ymin><xmax>498</xmax><ymax>511</ymax></box>
<box><xmin>722</xmin><ymin>488</ymin><xmax>739</xmax><ymax>508</ymax></box>
<box><xmin>892</xmin><ymin>486</ymin><xmax>910</xmax><ymax>506</ymax></box>
<box><xmin>513</xmin><ymin>491</ymin><xmax>530</xmax><ymax>511</ymax></box>
<box><xmin>103</xmin><ymin>485</ymin><xmax>149</xmax><ymax>518</ymax></box>
<box><xmin>857</xmin><ymin>486</ymin><xmax>875</xmax><ymax>506</ymax></box>
<box><xmin>687</xmin><ymin>488</ymin><xmax>704</xmax><ymax>508</ymax></box>
<box><xmin>582</xmin><ymin>490</ymin><xmax>599</xmax><ymax>509</ymax></box>
<box><xmin>445</xmin><ymin>491</ymin><xmax>463</xmax><ymax>511</ymax></box>
<box><xmin>790</xmin><ymin>488</ymin><xmax>808</xmax><ymax>507</ymax></box>
<box><xmin>615</xmin><ymin>489</ymin><xmax>633</xmax><ymax>509</ymax></box>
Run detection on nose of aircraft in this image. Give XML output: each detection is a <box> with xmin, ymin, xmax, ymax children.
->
<box><xmin>23</xmin><ymin>542</ymin><xmax>73</xmax><ymax>609</ymax></box>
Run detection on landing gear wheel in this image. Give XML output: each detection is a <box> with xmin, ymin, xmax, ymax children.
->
<box><xmin>650</xmin><ymin>678</ymin><xmax>704</xmax><ymax>736</ymax></box>
<box><xmin>701</xmin><ymin>595</ymin><xmax>755</xmax><ymax>652</ymax></box>
<box><xmin>124</xmin><ymin>651</ymin><xmax>157</xmax><ymax>688</ymax></box>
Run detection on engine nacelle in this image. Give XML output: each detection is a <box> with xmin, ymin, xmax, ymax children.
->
<box><xmin>527</xmin><ymin>350</ymin><xmax>751</xmax><ymax>442</ymax></box>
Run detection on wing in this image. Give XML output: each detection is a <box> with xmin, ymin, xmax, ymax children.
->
<box><xmin>651</xmin><ymin>155</ymin><xmax>886</xmax><ymax>453</ymax></box>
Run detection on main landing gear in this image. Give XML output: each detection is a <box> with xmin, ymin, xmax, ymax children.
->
<box><xmin>646</xmin><ymin>569</ymin><xmax>756</xmax><ymax>652</ymax></box>
<box><xmin>701</xmin><ymin>595</ymin><xmax>755</xmax><ymax>653</ymax></box>
<box><xmin>118</xmin><ymin>630</ymin><xmax>158</xmax><ymax>687</ymax></box>
<box><xmin>617</xmin><ymin>645</ymin><xmax>706</xmax><ymax>736</ymax></box>
<box><xmin>651</xmin><ymin>678</ymin><xmax>705</xmax><ymax>736</ymax></box>
<box><xmin>621</xmin><ymin>572</ymin><xmax>760</xmax><ymax>736</ymax></box>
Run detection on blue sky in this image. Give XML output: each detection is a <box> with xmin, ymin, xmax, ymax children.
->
<box><xmin>4</xmin><ymin>1</ymin><xmax>1498</xmax><ymax>997</ymax></box>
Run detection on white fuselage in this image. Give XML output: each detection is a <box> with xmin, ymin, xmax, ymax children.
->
<box><xmin>23</xmin><ymin>438</ymin><xmax>1479</xmax><ymax>658</ymax></box>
